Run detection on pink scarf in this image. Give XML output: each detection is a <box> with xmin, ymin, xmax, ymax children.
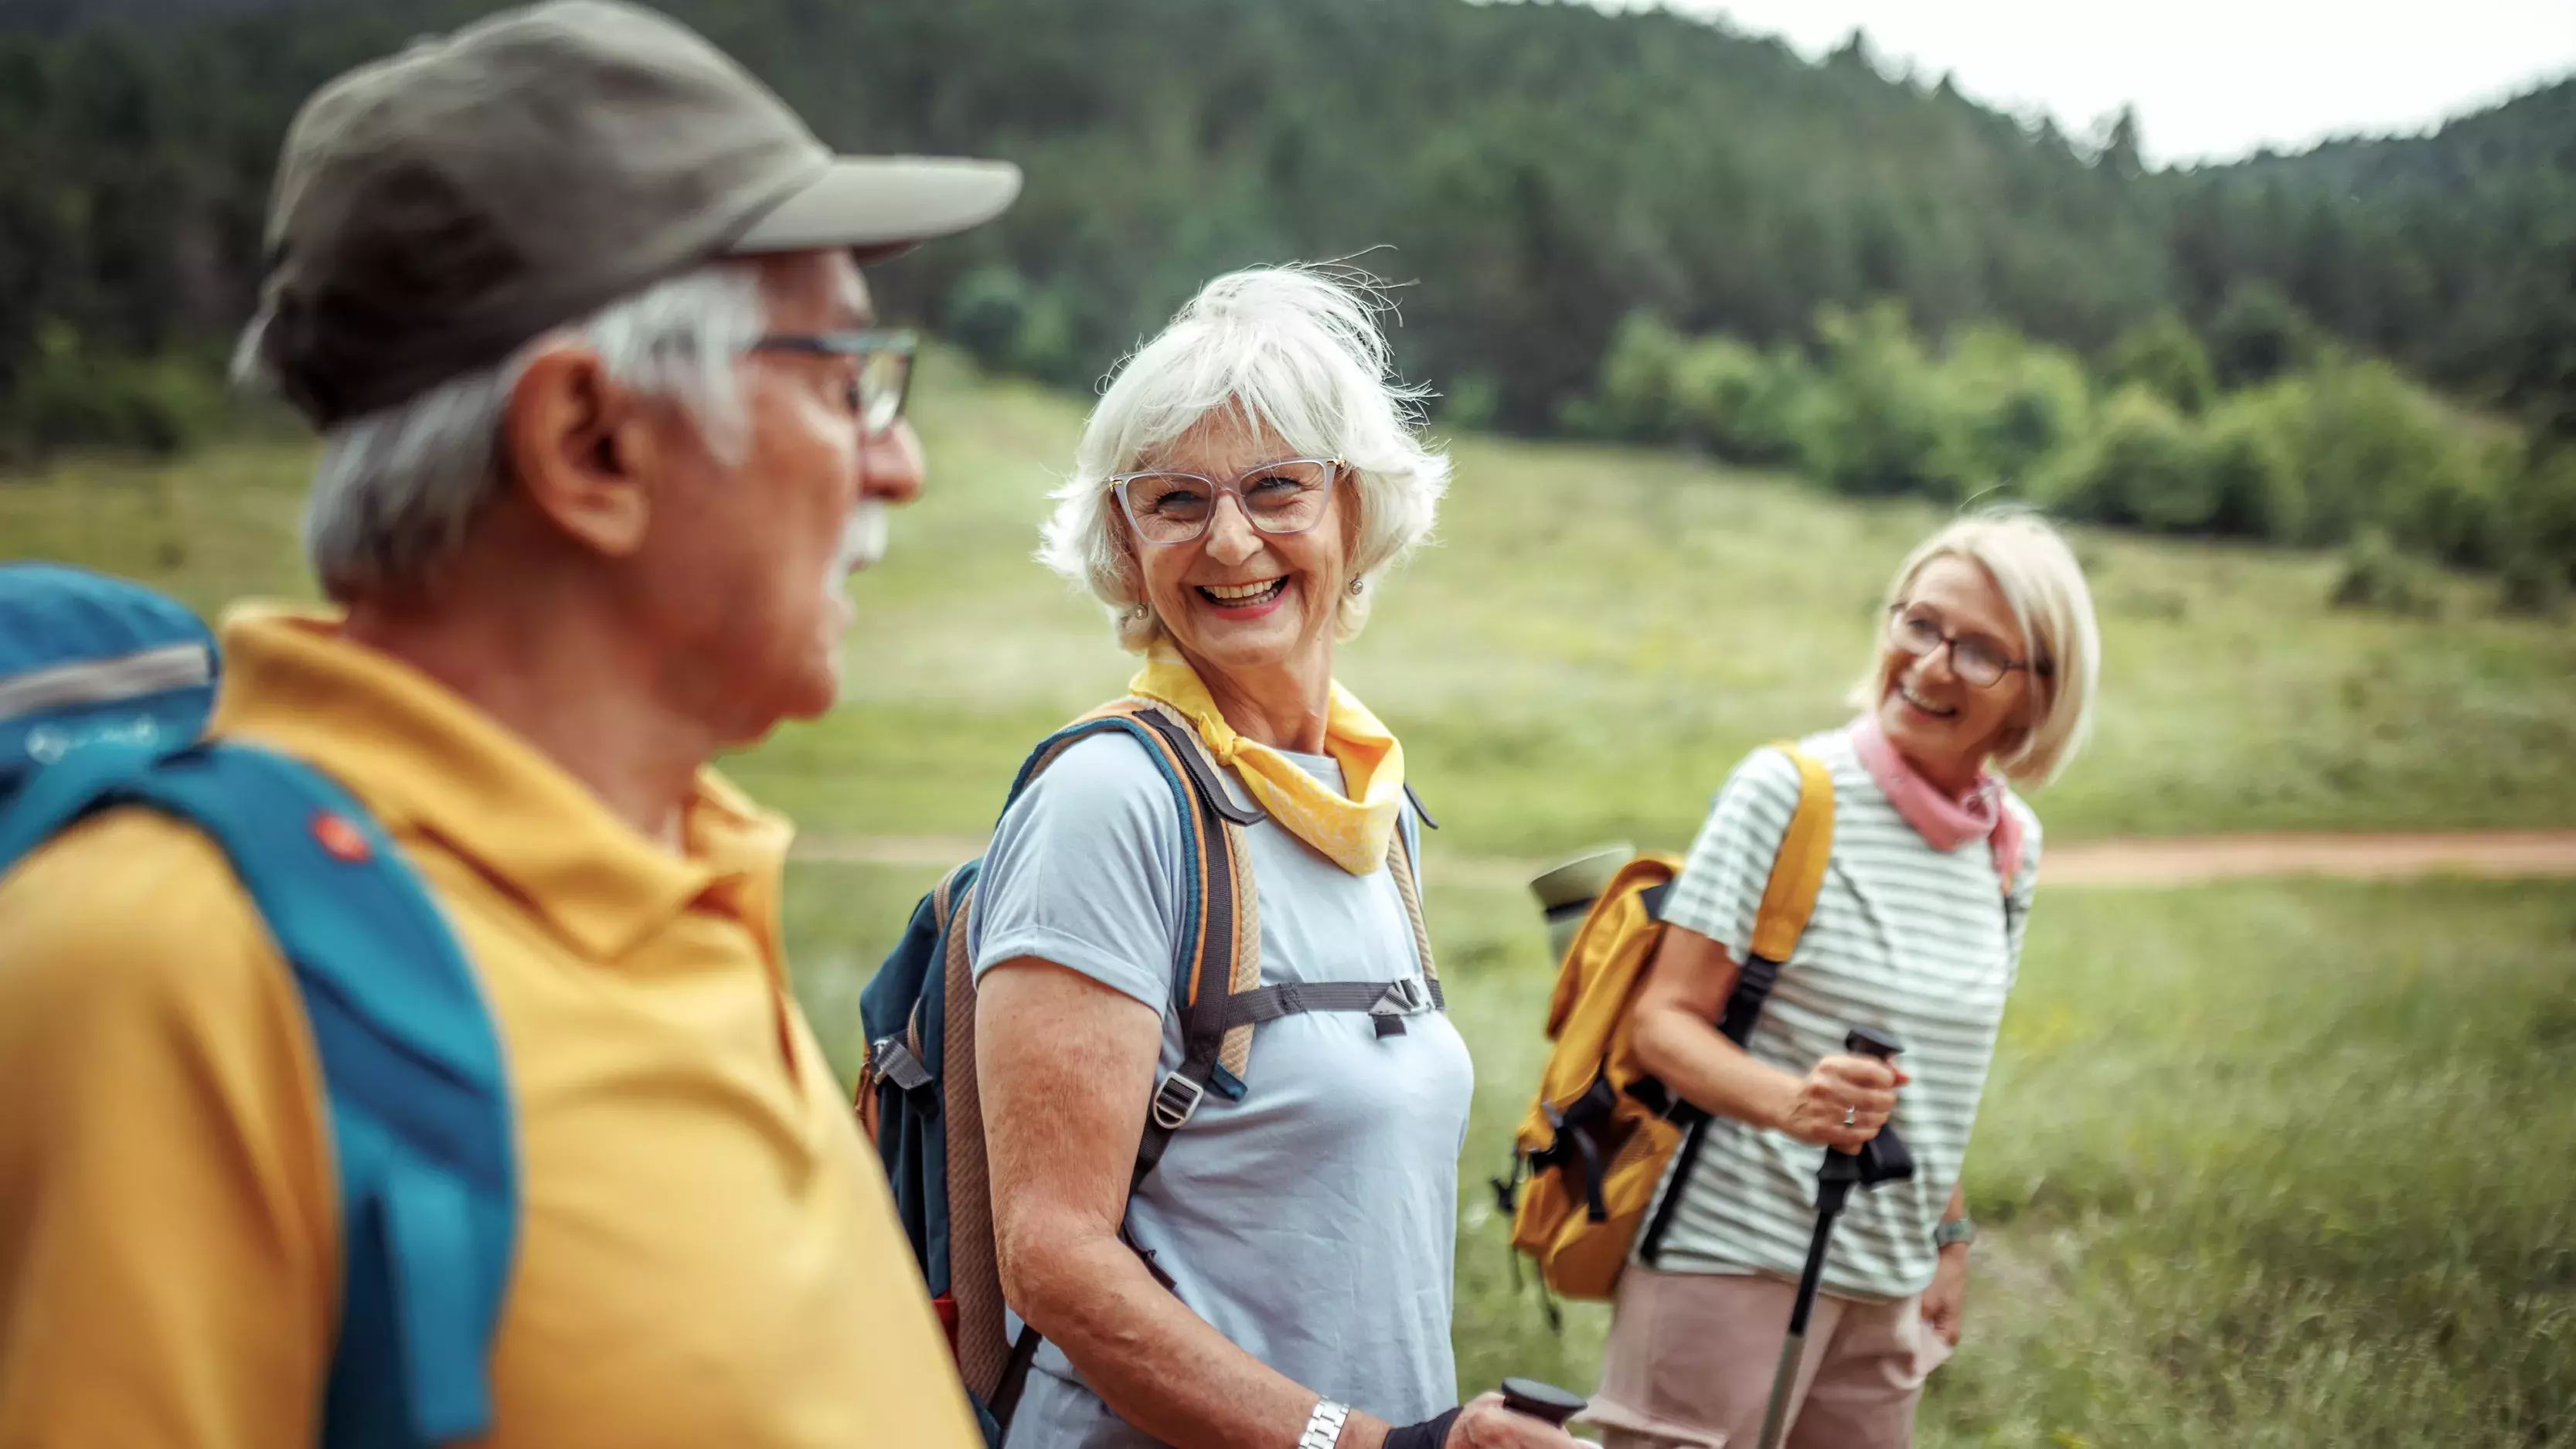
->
<box><xmin>1850</xmin><ymin>715</ymin><xmax>2024</xmax><ymax>887</ymax></box>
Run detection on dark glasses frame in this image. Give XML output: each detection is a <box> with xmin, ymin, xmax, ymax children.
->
<box><xmin>1886</xmin><ymin>602</ymin><xmax>2050</xmax><ymax>689</ymax></box>
<box><xmin>750</xmin><ymin>328</ymin><xmax>916</xmax><ymax>437</ymax></box>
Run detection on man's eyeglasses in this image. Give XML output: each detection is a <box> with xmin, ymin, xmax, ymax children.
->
<box><xmin>1109</xmin><ymin>457</ymin><xmax>1342</xmax><ymax>546</ymax></box>
<box><xmin>751</xmin><ymin>330</ymin><xmax>915</xmax><ymax>437</ymax></box>
<box><xmin>1886</xmin><ymin>603</ymin><xmax>2047</xmax><ymax>689</ymax></box>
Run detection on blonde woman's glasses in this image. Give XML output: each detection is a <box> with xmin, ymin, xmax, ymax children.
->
<box><xmin>1887</xmin><ymin>604</ymin><xmax>2047</xmax><ymax>689</ymax></box>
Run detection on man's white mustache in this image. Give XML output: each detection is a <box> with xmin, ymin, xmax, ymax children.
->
<box><xmin>837</xmin><ymin>501</ymin><xmax>889</xmax><ymax>574</ymax></box>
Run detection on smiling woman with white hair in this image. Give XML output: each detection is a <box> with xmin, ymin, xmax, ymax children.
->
<box><xmin>967</xmin><ymin>267</ymin><xmax>1576</xmax><ymax>1449</ymax></box>
<box><xmin>1594</xmin><ymin>510</ymin><xmax>2101</xmax><ymax>1449</ymax></box>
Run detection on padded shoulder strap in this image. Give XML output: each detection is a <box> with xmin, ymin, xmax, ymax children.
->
<box><xmin>1714</xmin><ymin>743</ymin><xmax>1834</xmax><ymax>1047</ymax></box>
<box><xmin>1638</xmin><ymin>745</ymin><xmax>1835</xmax><ymax>1268</ymax></box>
<box><xmin>1</xmin><ymin>740</ymin><xmax>515</xmax><ymax>1449</ymax></box>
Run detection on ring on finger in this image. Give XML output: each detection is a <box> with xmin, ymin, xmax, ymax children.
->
<box><xmin>1843</xmin><ymin>1105</ymin><xmax>1857</xmax><ymax>1128</ymax></box>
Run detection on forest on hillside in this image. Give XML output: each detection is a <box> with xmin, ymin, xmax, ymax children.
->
<box><xmin>2</xmin><ymin>0</ymin><xmax>2571</xmax><ymax>599</ymax></box>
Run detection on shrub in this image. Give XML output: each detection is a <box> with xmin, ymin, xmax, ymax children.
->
<box><xmin>1670</xmin><ymin>335</ymin><xmax>1821</xmax><ymax>466</ymax></box>
<box><xmin>1668</xmin><ymin>335</ymin><xmax>1764</xmax><ymax>451</ymax></box>
<box><xmin>1942</xmin><ymin>325</ymin><xmax>2093</xmax><ymax>495</ymax></box>
<box><xmin>2198</xmin><ymin>395</ymin><xmax>2306</xmax><ymax>543</ymax></box>
<box><xmin>1441</xmin><ymin>373</ymin><xmax>1501</xmax><ymax>433</ymax></box>
<box><xmin>2105</xmin><ymin>312</ymin><xmax>2217</xmax><ymax>416</ymax></box>
<box><xmin>2242</xmin><ymin>362</ymin><xmax>2504</xmax><ymax>550</ymax></box>
<box><xmin>2498</xmin><ymin>447</ymin><xmax>2576</xmax><ymax>588</ymax></box>
<box><xmin>1</xmin><ymin>324</ymin><xmax>226</xmax><ymax>462</ymax></box>
<box><xmin>1581</xmin><ymin>311</ymin><xmax>1688</xmax><ymax>442</ymax></box>
<box><xmin>2498</xmin><ymin>552</ymin><xmax>2569</xmax><ymax>618</ymax></box>
<box><xmin>944</xmin><ymin>266</ymin><xmax>1034</xmax><ymax>372</ymax></box>
<box><xmin>2043</xmin><ymin>386</ymin><xmax>2200</xmax><ymax>529</ymax></box>
<box><xmin>1807</xmin><ymin>301</ymin><xmax>1972</xmax><ymax>499</ymax></box>
<box><xmin>2331</xmin><ymin>527</ymin><xmax>2443</xmax><ymax>617</ymax></box>
<box><xmin>2207</xmin><ymin>281</ymin><xmax>2322</xmax><ymax>389</ymax></box>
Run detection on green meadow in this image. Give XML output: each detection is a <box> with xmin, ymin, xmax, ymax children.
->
<box><xmin>6</xmin><ymin>355</ymin><xmax>2572</xmax><ymax>1444</ymax></box>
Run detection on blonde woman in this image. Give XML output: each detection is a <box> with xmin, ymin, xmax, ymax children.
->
<box><xmin>971</xmin><ymin>267</ymin><xmax>1576</xmax><ymax>1449</ymax></box>
<box><xmin>1593</xmin><ymin>513</ymin><xmax>2101</xmax><ymax>1449</ymax></box>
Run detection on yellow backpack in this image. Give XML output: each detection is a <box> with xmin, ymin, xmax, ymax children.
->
<box><xmin>1501</xmin><ymin>745</ymin><xmax>1835</xmax><ymax>1302</ymax></box>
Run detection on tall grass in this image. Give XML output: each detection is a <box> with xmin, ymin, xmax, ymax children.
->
<box><xmin>781</xmin><ymin>865</ymin><xmax>2575</xmax><ymax>1447</ymax></box>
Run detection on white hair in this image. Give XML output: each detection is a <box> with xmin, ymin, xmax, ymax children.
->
<box><xmin>231</xmin><ymin>262</ymin><xmax>768</xmax><ymax>601</ymax></box>
<box><xmin>1853</xmin><ymin>509</ymin><xmax>2102</xmax><ymax>787</ymax></box>
<box><xmin>1037</xmin><ymin>264</ymin><xmax>1452</xmax><ymax>651</ymax></box>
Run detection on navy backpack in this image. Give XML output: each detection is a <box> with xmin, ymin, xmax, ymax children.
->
<box><xmin>855</xmin><ymin>697</ymin><xmax>1445</xmax><ymax>1445</ymax></box>
<box><xmin>0</xmin><ymin>563</ymin><xmax>515</xmax><ymax>1449</ymax></box>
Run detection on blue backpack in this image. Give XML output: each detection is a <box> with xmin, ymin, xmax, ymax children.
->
<box><xmin>855</xmin><ymin>698</ymin><xmax>1444</xmax><ymax>1446</ymax></box>
<box><xmin>0</xmin><ymin>563</ymin><xmax>515</xmax><ymax>1449</ymax></box>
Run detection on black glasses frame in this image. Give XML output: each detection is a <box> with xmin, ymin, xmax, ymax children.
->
<box><xmin>750</xmin><ymin>328</ymin><xmax>917</xmax><ymax>437</ymax></box>
<box><xmin>1886</xmin><ymin>603</ymin><xmax>2048</xmax><ymax>688</ymax></box>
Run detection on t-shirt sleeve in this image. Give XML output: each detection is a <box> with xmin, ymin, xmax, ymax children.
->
<box><xmin>1659</xmin><ymin>747</ymin><xmax>1808</xmax><ymax>962</ymax></box>
<box><xmin>970</xmin><ymin>733</ymin><xmax>1188</xmax><ymax>1013</ymax></box>
<box><xmin>0</xmin><ymin>811</ymin><xmax>335</xmax><ymax>1449</ymax></box>
<box><xmin>2003</xmin><ymin>798</ymin><xmax>2043</xmax><ymax>988</ymax></box>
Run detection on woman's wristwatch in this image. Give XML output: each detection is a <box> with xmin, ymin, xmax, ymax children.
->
<box><xmin>1299</xmin><ymin>1399</ymin><xmax>1352</xmax><ymax>1449</ymax></box>
<box><xmin>1934</xmin><ymin>1216</ymin><xmax>1976</xmax><ymax>1250</ymax></box>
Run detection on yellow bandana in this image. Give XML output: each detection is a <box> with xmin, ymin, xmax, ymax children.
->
<box><xmin>1128</xmin><ymin>645</ymin><xmax>1406</xmax><ymax>876</ymax></box>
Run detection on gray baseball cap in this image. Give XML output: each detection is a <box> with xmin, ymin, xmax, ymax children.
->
<box><xmin>254</xmin><ymin>0</ymin><xmax>1021</xmax><ymax>427</ymax></box>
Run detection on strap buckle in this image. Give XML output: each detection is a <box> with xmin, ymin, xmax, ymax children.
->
<box><xmin>1371</xmin><ymin>977</ymin><xmax>1427</xmax><ymax>1016</ymax></box>
<box><xmin>866</xmin><ymin>1037</ymin><xmax>933</xmax><ymax>1093</ymax></box>
<box><xmin>1148</xmin><ymin>1073</ymin><xmax>1206</xmax><ymax>1131</ymax></box>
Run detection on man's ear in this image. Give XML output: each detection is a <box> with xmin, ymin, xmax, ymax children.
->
<box><xmin>503</xmin><ymin>344</ymin><xmax>664</xmax><ymax>559</ymax></box>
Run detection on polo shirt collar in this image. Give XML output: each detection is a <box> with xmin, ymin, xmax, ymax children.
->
<box><xmin>206</xmin><ymin>605</ymin><xmax>793</xmax><ymax>964</ymax></box>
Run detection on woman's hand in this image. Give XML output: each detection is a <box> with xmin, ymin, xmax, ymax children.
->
<box><xmin>1434</xmin><ymin>1393</ymin><xmax>1583</xmax><ymax>1448</ymax></box>
<box><xmin>1772</xmin><ymin>1052</ymin><xmax>1909</xmax><ymax>1150</ymax></box>
<box><xmin>1921</xmin><ymin>1242</ymin><xmax>1969</xmax><ymax>1347</ymax></box>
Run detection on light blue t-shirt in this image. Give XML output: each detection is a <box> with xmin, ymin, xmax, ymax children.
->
<box><xmin>970</xmin><ymin>733</ymin><xmax>1474</xmax><ymax>1449</ymax></box>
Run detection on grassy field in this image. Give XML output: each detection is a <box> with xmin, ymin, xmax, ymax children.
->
<box><xmin>8</xmin><ymin>359</ymin><xmax>2574</xmax><ymax>1443</ymax></box>
<box><xmin>8</xmin><ymin>352</ymin><xmax>2574</xmax><ymax>855</ymax></box>
<box><xmin>781</xmin><ymin>864</ymin><xmax>2576</xmax><ymax>1449</ymax></box>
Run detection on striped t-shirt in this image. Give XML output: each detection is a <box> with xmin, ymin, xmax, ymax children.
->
<box><xmin>1643</xmin><ymin>726</ymin><xmax>2040</xmax><ymax>1301</ymax></box>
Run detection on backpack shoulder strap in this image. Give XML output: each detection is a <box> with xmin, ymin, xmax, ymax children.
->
<box><xmin>1637</xmin><ymin>743</ymin><xmax>1834</xmax><ymax>1267</ymax></box>
<box><xmin>1001</xmin><ymin>701</ymin><xmax>1258</xmax><ymax>1187</ymax></box>
<box><xmin>0</xmin><ymin>740</ymin><xmax>514</xmax><ymax>1449</ymax></box>
<box><xmin>1713</xmin><ymin>742</ymin><xmax>1834</xmax><ymax>1046</ymax></box>
<box><xmin>1385</xmin><ymin>797</ymin><xmax>1441</xmax><ymax>1009</ymax></box>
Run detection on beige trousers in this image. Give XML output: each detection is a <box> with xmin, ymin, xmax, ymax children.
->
<box><xmin>1584</xmin><ymin>1266</ymin><xmax>1952</xmax><ymax>1449</ymax></box>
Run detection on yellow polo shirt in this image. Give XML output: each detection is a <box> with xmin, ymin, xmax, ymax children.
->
<box><xmin>0</xmin><ymin>607</ymin><xmax>979</xmax><ymax>1449</ymax></box>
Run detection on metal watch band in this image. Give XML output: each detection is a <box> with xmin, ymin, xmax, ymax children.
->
<box><xmin>1934</xmin><ymin>1216</ymin><xmax>1976</xmax><ymax>1249</ymax></box>
<box><xmin>1298</xmin><ymin>1398</ymin><xmax>1351</xmax><ymax>1449</ymax></box>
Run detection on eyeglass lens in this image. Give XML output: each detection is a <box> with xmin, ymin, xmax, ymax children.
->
<box><xmin>1890</xmin><ymin>606</ymin><xmax>2013</xmax><ymax>685</ymax></box>
<box><xmin>1120</xmin><ymin>460</ymin><xmax>1336</xmax><ymax>544</ymax></box>
<box><xmin>856</xmin><ymin>348</ymin><xmax>908</xmax><ymax>437</ymax></box>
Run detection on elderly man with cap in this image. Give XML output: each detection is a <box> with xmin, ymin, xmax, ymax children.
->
<box><xmin>0</xmin><ymin>4</ymin><xmax>1015</xmax><ymax>1447</ymax></box>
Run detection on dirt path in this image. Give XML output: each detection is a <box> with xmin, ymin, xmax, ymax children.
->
<box><xmin>2035</xmin><ymin>830</ymin><xmax>2576</xmax><ymax>886</ymax></box>
<box><xmin>793</xmin><ymin>829</ymin><xmax>2576</xmax><ymax>886</ymax></box>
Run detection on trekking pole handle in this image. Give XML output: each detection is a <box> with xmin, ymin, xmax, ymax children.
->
<box><xmin>1844</xmin><ymin>1025</ymin><xmax>1904</xmax><ymax>1061</ymax></box>
<box><xmin>1498</xmin><ymin>1376</ymin><xmax>1587</xmax><ymax>1427</ymax></box>
<box><xmin>1830</xmin><ymin>1027</ymin><xmax>1906</xmax><ymax>1159</ymax></box>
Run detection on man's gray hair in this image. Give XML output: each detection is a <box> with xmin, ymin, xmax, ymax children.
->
<box><xmin>1037</xmin><ymin>264</ymin><xmax>1451</xmax><ymax>651</ymax></box>
<box><xmin>232</xmin><ymin>261</ymin><xmax>768</xmax><ymax>600</ymax></box>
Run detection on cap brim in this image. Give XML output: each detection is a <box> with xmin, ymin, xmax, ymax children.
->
<box><xmin>730</xmin><ymin>156</ymin><xmax>1021</xmax><ymax>257</ymax></box>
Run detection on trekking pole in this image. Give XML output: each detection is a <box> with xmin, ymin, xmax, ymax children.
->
<box><xmin>1752</xmin><ymin>1027</ymin><xmax>1917</xmax><ymax>1449</ymax></box>
<box><xmin>1497</xmin><ymin>1376</ymin><xmax>1587</xmax><ymax>1427</ymax></box>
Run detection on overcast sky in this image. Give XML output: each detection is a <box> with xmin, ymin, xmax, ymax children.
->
<box><xmin>1634</xmin><ymin>0</ymin><xmax>2576</xmax><ymax>165</ymax></box>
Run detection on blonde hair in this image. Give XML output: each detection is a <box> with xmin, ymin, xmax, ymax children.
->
<box><xmin>1036</xmin><ymin>264</ymin><xmax>1451</xmax><ymax>651</ymax></box>
<box><xmin>1854</xmin><ymin>510</ymin><xmax>2101</xmax><ymax>787</ymax></box>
